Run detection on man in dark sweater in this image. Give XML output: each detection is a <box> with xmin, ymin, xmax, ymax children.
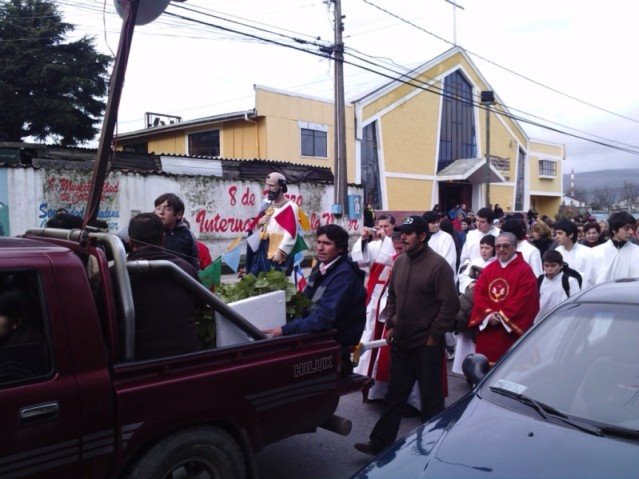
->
<box><xmin>355</xmin><ymin>215</ymin><xmax>460</xmax><ymax>455</ymax></box>
<box><xmin>127</xmin><ymin>213</ymin><xmax>201</xmax><ymax>360</ymax></box>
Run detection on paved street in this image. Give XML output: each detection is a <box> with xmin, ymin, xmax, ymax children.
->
<box><xmin>254</xmin><ymin>360</ymin><xmax>471</xmax><ymax>479</ymax></box>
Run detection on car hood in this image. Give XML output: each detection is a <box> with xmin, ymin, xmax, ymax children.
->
<box><xmin>354</xmin><ymin>394</ymin><xmax>638</xmax><ymax>478</ymax></box>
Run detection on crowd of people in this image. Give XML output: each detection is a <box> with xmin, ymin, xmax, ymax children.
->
<box><xmin>351</xmin><ymin>204</ymin><xmax>639</xmax><ymax>455</ymax></box>
<box><xmin>43</xmin><ymin>181</ymin><xmax>639</xmax><ymax>456</ymax></box>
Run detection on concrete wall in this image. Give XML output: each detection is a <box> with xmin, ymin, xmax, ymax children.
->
<box><xmin>2</xmin><ymin>166</ymin><xmax>363</xmax><ymax>259</ymax></box>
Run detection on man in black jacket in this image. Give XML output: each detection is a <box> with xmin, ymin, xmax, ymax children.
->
<box><xmin>128</xmin><ymin>213</ymin><xmax>201</xmax><ymax>360</ymax></box>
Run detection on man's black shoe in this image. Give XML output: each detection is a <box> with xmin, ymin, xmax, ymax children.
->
<box><xmin>354</xmin><ymin>442</ymin><xmax>380</xmax><ymax>456</ymax></box>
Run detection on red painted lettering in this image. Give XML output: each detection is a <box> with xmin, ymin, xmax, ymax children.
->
<box><xmin>241</xmin><ymin>187</ymin><xmax>255</xmax><ymax>206</ymax></box>
<box><xmin>284</xmin><ymin>193</ymin><xmax>304</xmax><ymax>206</ymax></box>
<box><xmin>348</xmin><ymin>219</ymin><xmax>361</xmax><ymax>231</ymax></box>
<box><xmin>228</xmin><ymin>185</ymin><xmax>238</xmax><ymax>206</ymax></box>
<box><xmin>194</xmin><ymin>210</ymin><xmax>253</xmax><ymax>234</ymax></box>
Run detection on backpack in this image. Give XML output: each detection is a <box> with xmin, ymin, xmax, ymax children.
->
<box><xmin>453</xmin><ymin>282</ymin><xmax>475</xmax><ymax>333</ymax></box>
<box><xmin>537</xmin><ymin>263</ymin><xmax>582</xmax><ymax>298</ymax></box>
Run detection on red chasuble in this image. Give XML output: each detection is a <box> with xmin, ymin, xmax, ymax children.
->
<box><xmin>469</xmin><ymin>252</ymin><xmax>539</xmax><ymax>364</ymax></box>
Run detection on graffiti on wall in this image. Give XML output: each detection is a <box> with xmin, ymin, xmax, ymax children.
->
<box><xmin>191</xmin><ymin>183</ymin><xmax>361</xmax><ymax>238</ymax></box>
<box><xmin>40</xmin><ymin>173</ymin><xmax>121</xmax><ymax>230</ymax></box>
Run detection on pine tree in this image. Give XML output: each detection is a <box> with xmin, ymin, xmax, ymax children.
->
<box><xmin>0</xmin><ymin>0</ymin><xmax>111</xmax><ymax>145</ymax></box>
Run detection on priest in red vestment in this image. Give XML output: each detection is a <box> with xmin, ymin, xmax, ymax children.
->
<box><xmin>469</xmin><ymin>232</ymin><xmax>539</xmax><ymax>365</ymax></box>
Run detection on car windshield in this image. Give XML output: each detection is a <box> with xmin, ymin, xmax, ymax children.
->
<box><xmin>482</xmin><ymin>303</ymin><xmax>639</xmax><ymax>431</ymax></box>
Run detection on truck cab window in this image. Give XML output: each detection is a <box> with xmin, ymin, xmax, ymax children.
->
<box><xmin>0</xmin><ymin>271</ymin><xmax>51</xmax><ymax>386</ymax></box>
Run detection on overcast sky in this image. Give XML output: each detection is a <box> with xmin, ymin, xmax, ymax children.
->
<box><xmin>58</xmin><ymin>0</ymin><xmax>639</xmax><ymax>173</ymax></box>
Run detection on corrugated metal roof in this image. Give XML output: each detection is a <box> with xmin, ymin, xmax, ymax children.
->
<box><xmin>115</xmin><ymin>109</ymin><xmax>257</xmax><ymax>141</ymax></box>
<box><xmin>0</xmin><ymin>142</ymin><xmax>340</xmax><ymax>184</ymax></box>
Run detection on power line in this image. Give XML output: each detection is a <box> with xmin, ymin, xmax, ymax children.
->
<box><xmin>341</xmin><ymin>48</ymin><xmax>639</xmax><ymax>152</ymax></box>
<box><xmin>171</xmin><ymin>2</ymin><xmax>329</xmax><ymax>44</ymax></box>
<box><xmin>360</xmin><ymin>0</ymin><xmax>639</xmax><ymax>125</ymax></box>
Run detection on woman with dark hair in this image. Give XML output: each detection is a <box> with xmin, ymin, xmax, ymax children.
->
<box><xmin>530</xmin><ymin>221</ymin><xmax>553</xmax><ymax>255</ymax></box>
<box><xmin>580</xmin><ymin>222</ymin><xmax>605</xmax><ymax>248</ymax></box>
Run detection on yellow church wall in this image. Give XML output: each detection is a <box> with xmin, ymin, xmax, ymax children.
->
<box><xmin>528</xmin><ymin>141</ymin><xmax>563</xmax><ymax>194</ymax></box>
<box><xmin>528</xmin><ymin>156</ymin><xmax>561</xmax><ymax>193</ymax></box>
<box><xmin>481</xmin><ymin>111</ymin><xmax>521</xmax><ymax>181</ymax></box>
<box><xmin>379</xmin><ymin>91</ymin><xmax>440</xmax><ymax>175</ymax></box>
<box><xmin>361</xmin><ymin>51</ymin><xmax>527</xmax><ymax>152</ymax></box>
<box><xmin>531</xmin><ymin>196</ymin><xmax>562</xmax><ymax>218</ymax></box>
<box><xmin>529</xmin><ymin>141</ymin><xmax>564</xmax><ymax>157</ymax></box>
<box><xmin>491</xmin><ymin>184</ymin><xmax>515</xmax><ymax>212</ymax></box>
<box><xmin>385</xmin><ymin>178</ymin><xmax>432</xmax><ymax>211</ymax></box>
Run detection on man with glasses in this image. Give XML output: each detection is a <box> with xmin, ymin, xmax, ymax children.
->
<box><xmin>468</xmin><ymin>232</ymin><xmax>539</xmax><ymax>366</ymax></box>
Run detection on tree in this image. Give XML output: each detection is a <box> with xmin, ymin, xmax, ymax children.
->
<box><xmin>619</xmin><ymin>182</ymin><xmax>639</xmax><ymax>207</ymax></box>
<box><xmin>590</xmin><ymin>187</ymin><xmax>615</xmax><ymax>210</ymax></box>
<box><xmin>0</xmin><ymin>0</ymin><xmax>111</xmax><ymax>145</ymax></box>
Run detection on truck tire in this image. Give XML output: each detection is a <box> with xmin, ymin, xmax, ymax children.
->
<box><xmin>124</xmin><ymin>426</ymin><xmax>247</xmax><ymax>479</ymax></box>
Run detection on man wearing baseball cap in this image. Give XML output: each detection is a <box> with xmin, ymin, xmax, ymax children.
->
<box><xmin>355</xmin><ymin>215</ymin><xmax>459</xmax><ymax>455</ymax></box>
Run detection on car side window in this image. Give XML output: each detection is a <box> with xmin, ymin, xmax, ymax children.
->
<box><xmin>0</xmin><ymin>270</ymin><xmax>52</xmax><ymax>386</ymax></box>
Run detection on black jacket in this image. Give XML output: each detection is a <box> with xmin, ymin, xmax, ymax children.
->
<box><xmin>164</xmin><ymin>221</ymin><xmax>200</xmax><ymax>270</ymax></box>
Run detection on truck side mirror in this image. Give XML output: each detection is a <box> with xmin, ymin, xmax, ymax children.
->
<box><xmin>462</xmin><ymin>353</ymin><xmax>489</xmax><ymax>386</ymax></box>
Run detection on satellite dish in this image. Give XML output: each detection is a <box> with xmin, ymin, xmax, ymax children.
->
<box><xmin>114</xmin><ymin>0</ymin><xmax>171</xmax><ymax>26</ymax></box>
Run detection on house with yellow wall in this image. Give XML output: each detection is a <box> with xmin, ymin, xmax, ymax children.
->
<box><xmin>116</xmin><ymin>85</ymin><xmax>356</xmax><ymax>176</ymax></box>
<box><xmin>354</xmin><ymin>47</ymin><xmax>563</xmax><ymax>218</ymax></box>
<box><xmin>116</xmin><ymin>47</ymin><xmax>563</xmax><ymax>218</ymax></box>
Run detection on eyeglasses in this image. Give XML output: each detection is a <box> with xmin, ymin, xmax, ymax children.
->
<box><xmin>495</xmin><ymin>243</ymin><xmax>514</xmax><ymax>249</ymax></box>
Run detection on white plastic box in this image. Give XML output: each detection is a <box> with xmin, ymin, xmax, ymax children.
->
<box><xmin>215</xmin><ymin>290</ymin><xmax>286</xmax><ymax>347</ymax></box>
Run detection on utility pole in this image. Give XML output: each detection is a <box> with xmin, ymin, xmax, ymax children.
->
<box><xmin>332</xmin><ymin>0</ymin><xmax>348</xmax><ymax>217</ymax></box>
<box><xmin>481</xmin><ymin>91</ymin><xmax>495</xmax><ymax>208</ymax></box>
<box><xmin>84</xmin><ymin>0</ymin><xmax>140</xmax><ymax>227</ymax></box>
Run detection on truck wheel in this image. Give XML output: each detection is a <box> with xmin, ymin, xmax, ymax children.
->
<box><xmin>124</xmin><ymin>426</ymin><xmax>247</xmax><ymax>479</ymax></box>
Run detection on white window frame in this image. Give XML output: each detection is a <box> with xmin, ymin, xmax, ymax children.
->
<box><xmin>538</xmin><ymin>159</ymin><xmax>557</xmax><ymax>178</ymax></box>
<box><xmin>298</xmin><ymin>121</ymin><xmax>328</xmax><ymax>158</ymax></box>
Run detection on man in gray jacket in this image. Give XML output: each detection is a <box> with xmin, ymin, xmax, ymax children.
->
<box><xmin>355</xmin><ymin>215</ymin><xmax>460</xmax><ymax>455</ymax></box>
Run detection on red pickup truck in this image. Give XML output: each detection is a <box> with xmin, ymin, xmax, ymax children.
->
<box><xmin>0</xmin><ymin>228</ymin><xmax>365</xmax><ymax>479</ymax></box>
